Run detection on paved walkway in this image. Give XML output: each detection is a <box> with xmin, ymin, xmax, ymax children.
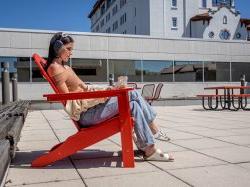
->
<box><xmin>4</xmin><ymin>106</ymin><xmax>250</xmax><ymax>187</ymax></box>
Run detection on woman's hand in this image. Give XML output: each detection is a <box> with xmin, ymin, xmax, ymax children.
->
<box><xmin>79</xmin><ymin>83</ymin><xmax>89</xmax><ymax>91</ymax></box>
<box><xmin>106</xmin><ymin>86</ymin><xmax>116</xmax><ymax>90</ymax></box>
<box><xmin>101</xmin><ymin>97</ymin><xmax>109</xmax><ymax>102</ymax></box>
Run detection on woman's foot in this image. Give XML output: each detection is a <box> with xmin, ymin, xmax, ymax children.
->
<box><xmin>144</xmin><ymin>148</ymin><xmax>174</xmax><ymax>162</ymax></box>
<box><xmin>154</xmin><ymin>130</ymin><xmax>171</xmax><ymax>142</ymax></box>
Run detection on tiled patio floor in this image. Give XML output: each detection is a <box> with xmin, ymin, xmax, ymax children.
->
<box><xmin>4</xmin><ymin>105</ymin><xmax>250</xmax><ymax>187</ymax></box>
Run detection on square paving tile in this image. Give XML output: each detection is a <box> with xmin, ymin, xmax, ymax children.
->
<box><xmin>71</xmin><ymin>144</ymin><xmax>121</xmax><ymax>160</ymax></box>
<box><xmin>172</xmin><ymin>138</ymin><xmax>234</xmax><ymax>150</ymax></box>
<box><xmin>237</xmin><ymin>163</ymin><xmax>250</xmax><ymax>171</ymax></box>
<box><xmin>170</xmin><ymin>164</ymin><xmax>250</xmax><ymax>187</ymax></box>
<box><xmin>17</xmin><ymin>140</ymin><xmax>59</xmax><ymax>151</ymax></box>
<box><xmin>198</xmin><ymin>146</ymin><xmax>250</xmax><ymax>163</ymax></box>
<box><xmin>152</xmin><ymin>150</ymin><xmax>225</xmax><ymax>170</ymax></box>
<box><xmin>74</xmin><ymin>157</ymin><xmax>159</xmax><ymax>179</ymax></box>
<box><xmin>8</xmin><ymin>179</ymin><xmax>85</xmax><ymax>187</ymax></box>
<box><xmin>190</xmin><ymin>129</ymin><xmax>239</xmax><ymax>137</ymax></box>
<box><xmin>214</xmin><ymin>135</ymin><xmax>250</xmax><ymax>146</ymax></box>
<box><xmin>5</xmin><ymin>160</ymin><xmax>80</xmax><ymax>187</ymax></box>
<box><xmin>85</xmin><ymin>171</ymin><xmax>189</xmax><ymax>187</ymax></box>
<box><xmin>228</xmin><ymin>128</ymin><xmax>250</xmax><ymax>135</ymax></box>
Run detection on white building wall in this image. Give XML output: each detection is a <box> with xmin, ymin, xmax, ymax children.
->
<box><xmin>1</xmin><ymin>28</ymin><xmax>250</xmax><ymax>61</ymax></box>
<box><xmin>234</xmin><ymin>22</ymin><xmax>248</xmax><ymax>40</ymax></box>
<box><xmin>203</xmin><ymin>7</ymin><xmax>240</xmax><ymax>40</ymax></box>
<box><xmin>163</xmin><ymin>0</ymin><xmax>186</xmax><ymax>38</ymax></box>
<box><xmin>149</xmin><ymin>0</ymin><xmax>164</xmax><ymax>37</ymax></box>
<box><xmin>0</xmin><ymin>29</ymin><xmax>250</xmax><ymax>100</ymax></box>
<box><xmin>184</xmin><ymin>0</ymin><xmax>201</xmax><ymax>37</ymax></box>
<box><xmin>132</xmin><ymin>0</ymin><xmax>150</xmax><ymax>35</ymax></box>
<box><xmin>89</xmin><ymin>0</ymin><xmax>247</xmax><ymax>41</ymax></box>
<box><xmin>90</xmin><ymin>0</ymin><xmax>150</xmax><ymax>35</ymax></box>
<box><xmin>192</xmin><ymin>21</ymin><xmax>209</xmax><ymax>38</ymax></box>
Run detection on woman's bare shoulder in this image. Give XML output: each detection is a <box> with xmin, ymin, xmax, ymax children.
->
<box><xmin>47</xmin><ymin>63</ymin><xmax>66</xmax><ymax>77</ymax></box>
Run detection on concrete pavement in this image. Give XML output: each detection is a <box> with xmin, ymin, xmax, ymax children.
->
<box><xmin>4</xmin><ymin>105</ymin><xmax>250</xmax><ymax>187</ymax></box>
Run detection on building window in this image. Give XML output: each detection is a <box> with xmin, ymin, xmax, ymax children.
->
<box><xmin>107</xmin><ymin>0</ymin><xmax>112</xmax><ymax>8</ymax></box>
<box><xmin>100</xmin><ymin>4</ymin><xmax>105</xmax><ymax>15</ymax></box>
<box><xmin>172</xmin><ymin>0</ymin><xmax>177</xmax><ymax>7</ymax></box>
<box><xmin>204</xmin><ymin>62</ymin><xmax>230</xmax><ymax>82</ymax></box>
<box><xmin>220</xmin><ymin>29</ymin><xmax>230</xmax><ymax>40</ymax></box>
<box><xmin>135</xmin><ymin>26</ymin><xmax>136</xmax><ymax>34</ymax></box>
<box><xmin>106</xmin><ymin>27</ymin><xmax>111</xmax><ymax>33</ymax></box>
<box><xmin>120</xmin><ymin>0</ymin><xmax>126</xmax><ymax>8</ymax></box>
<box><xmin>134</xmin><ymin>7</ymin><xmax>136</xmax><ymax>17</ymax></box>
<box><xmin>174</xmin><ymin>61</ymin><xmax>203</xmax><ymax>82</ymax></box>
<box><xmin>212</xmin><ymin>0</ymin><xmax>232</xmax><ymax>7</ymax></box>
<box><xmin>235</xmin><ymin>32</ymin><xmax>241</xmax><ymax>39</ymax></box>
<box><xmin>223</xmin><ymin>16</ymin><xmax>227</xmax><ymax>24</ymax></box>
<box><xmin>202</xmin><ymin>0</ymin><xmax>207</xmax><ymax>8</ymax></box>
<box><xmin>32</xmin><ymin>57</ymin><xmax>47</xmax><ymax>82</ymax></box>
<box><xmin>72</xmin><ymin>59</ymin><xmax>107</xmax><ymax>82</ymax></box>
<box><xmin>120</xmin><ymin>13</ymin><xmax>126</xmax><ymax>25</ymax></box>
<box><xmin>231</xmin><ymin>62</ymin><xmax>250</xmax><ymax>82</ymax></box>
<box><xmin>96</xmin><ymin>25</ymin><xmax>99</xmax><ymax>32</ymax></box>
<box><xmin>208</xmin><ymin>31</ymin><xmax>215</xmax><ymax>38</ymax></box>
<box><xmin>172</xmin><ymin>17</ymin><xmax>178</xmax><ymax>28</ymax></box>
<box><xmin>106</xmin><ymin>13</ymin><xmax>110</xmax><ymax>22</ymax></box>
<box><xmin>112</xmin><ymin>4</ymin><xmax>118</xmax><ymax>15</ymax></box>
<box><xmin>108</xmin><ymin>59</ymin><xmax>142</xmax><ymax>82</ymax></box>
<box><xmin>100</xmin><ymin>19</ymin><xmax>105</xmax><ymax>27</ymax></box>
<box><xmin>17</xmin><ymin>57</ymin><xmax>30</xmax><ymax>82</ymax></box>
<box><xmin>112</xmin><ymin>21</ymin><xmax>118</xmax><ymax>31</ymax></box>
<box><xmin>143</xmin><ymin>61</ymin><xmax>174</xmax><ymax>82</ymax></box>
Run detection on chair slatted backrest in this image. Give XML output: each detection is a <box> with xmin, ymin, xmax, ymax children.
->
<box><xmin>32</xmin><ymin>53</ymin><xmax>81</xmax><ymax>130</ymax></box>
<box><xmin>141</xmin><ymin>84</ymin><xmax>155</xmax><ymax>98</ymax></box>
<box><xmin>32</xmin><ymin>53</ymin><xmax>60</xmax><ymax>95</ymax></box>
<box><xmin>153</xmin><ymin>83</ymin><xmax>163</xmax><ymax>100</ymax></box>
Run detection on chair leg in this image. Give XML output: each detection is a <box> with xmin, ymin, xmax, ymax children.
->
<box><xmin>32</xmin><ymin>118</ymin><xmax>124</xmax><ymax>167</ymax></box>
<box><xmin>120</xmin><ymin>118</ymin><xmax>134</xmax><ymax>168</ymax></box>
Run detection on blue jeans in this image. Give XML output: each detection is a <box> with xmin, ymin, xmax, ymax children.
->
<box><xmin>78</xmin><ymin>90</ymin><xmax>156</xmax><ymax>149</ymax></box>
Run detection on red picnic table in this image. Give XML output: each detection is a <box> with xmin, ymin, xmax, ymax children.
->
<box><xmin>197</xmin><ymin>86</ymin><xmax>250</xmax><ymax>111</ymax></box>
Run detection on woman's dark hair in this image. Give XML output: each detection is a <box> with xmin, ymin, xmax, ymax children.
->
<box><xmin>46</xmin><ymin>32</ymin><xmax>74</xmax><ymax>70</ymax></box>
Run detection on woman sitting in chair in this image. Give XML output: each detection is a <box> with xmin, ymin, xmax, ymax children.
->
<box><xmin>46</xmin><ymin>32</ymin><xmax>174</xmax><ymax>162</ymax></box>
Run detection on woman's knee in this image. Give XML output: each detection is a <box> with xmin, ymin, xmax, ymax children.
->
<box><xmin>129</xmin><ymin>90</ymin><xmax>140</xmax><ymax>100</ymax></box>
<box><xmin>130</xmin><ymin>100</ymin><xmax>142</xmax><ymax>114</ymax></box>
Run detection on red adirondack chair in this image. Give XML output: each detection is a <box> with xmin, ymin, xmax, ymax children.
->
<box><xmin>31</xmin><ymin>53</ymin><xmax>135</xmax><ymax>168</ymax></box>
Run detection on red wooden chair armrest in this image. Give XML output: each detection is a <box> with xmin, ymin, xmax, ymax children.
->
<box><xmin>44</xmin><ymin>88</ymin><xmax>133</xmax><ymax>101</ymax></box>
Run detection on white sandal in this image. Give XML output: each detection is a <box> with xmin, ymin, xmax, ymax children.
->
<box><xmin>154</xmin><ymin>130</ymin><xmax>171</xmax><ymax>142</ymax></box>
<box><xmin>144</xmin><ymin>149</ymin><xmax>174</xmax><ymax>162</ymax></box>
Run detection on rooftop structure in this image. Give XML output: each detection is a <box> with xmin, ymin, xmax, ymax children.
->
<box><xmin>88</xmin><ymin>0</ymin><xmax>250</xmax><ymax>41</ymax></box>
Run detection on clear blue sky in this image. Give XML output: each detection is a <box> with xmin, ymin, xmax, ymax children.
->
<box><xmin>0</xmin><ymin>0</ymin><xmax>249</xmax><ymax>32</ymax></box>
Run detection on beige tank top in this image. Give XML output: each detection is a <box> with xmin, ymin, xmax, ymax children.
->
<box><xmin>51</xmin><ymin>67</ymin><xmax>82</xmax><ymax>92</ymax></box>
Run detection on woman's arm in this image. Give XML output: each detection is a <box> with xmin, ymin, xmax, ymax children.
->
<box><xmin>57</xmin><ymin>82</ymin><xmax>70</xmax><ymax>93</ymax></box>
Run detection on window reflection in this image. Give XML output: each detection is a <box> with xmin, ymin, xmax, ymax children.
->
<box><xmin>108</xmin><ymin>59</ymin><xmax>142</xmax><ymax>82</ymax></box>
<box><xmin>174</xmin><ymin>61</ymin><xmax>203</xmax><ymax>82</ymax></box>
<box><xmin>204</xmin><ymin>62</ymin><xmax>230</xmax><ymax>82</ymax></box>
<box><xmin>231</xmin><ymin>62</ymin><xmax>250</xmax><ymax>82</ymax></box>
<box><xmin>143</xmin><ymin>60</ymin><xmax>173</xmax><ymax>82</ymax></box>
<box><xmin>72</xmin><ymin>59</ymin><xmax>108</xmax><ymax>82</ymax></box>
<box><xmin>17</xmin><ymin>57</ymin><xmax>30</xmax><ymax>82</ymax></box>
<box><xmin>0</xmin><ymin>57</ymin><xmax>17</xmax><ymax>81</ymax></box>
<box><xmin>32</xmin><ymin>57</ymin><xmax>47</xmax><ymax>82</ymax></box>
<box><xmin>1</xmin><ymin>56</ymin><xmax>249</xmax><ymax>83</ymax></box>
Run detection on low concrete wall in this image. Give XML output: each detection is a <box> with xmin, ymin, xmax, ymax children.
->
<box><xmin>0</xmin><ymin>82</ymin><xmax>242</xmax><ymax>101</ymax></box>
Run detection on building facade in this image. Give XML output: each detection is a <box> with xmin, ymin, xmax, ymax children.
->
<box><xmin>0</xmin><ymin>28</ymin><xmax>250</xmax><ymax>100</ymax></box>
<box><xmin>88</xmin><ymin>0</ymin><xmax>250</xmax><ymax>41</ymax></box>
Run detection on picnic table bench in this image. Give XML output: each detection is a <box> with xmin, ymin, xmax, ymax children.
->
<box><xmin>197</xmin><ymin>86</ymin><xmax>250</xmax><ymax>111</ymax></box>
